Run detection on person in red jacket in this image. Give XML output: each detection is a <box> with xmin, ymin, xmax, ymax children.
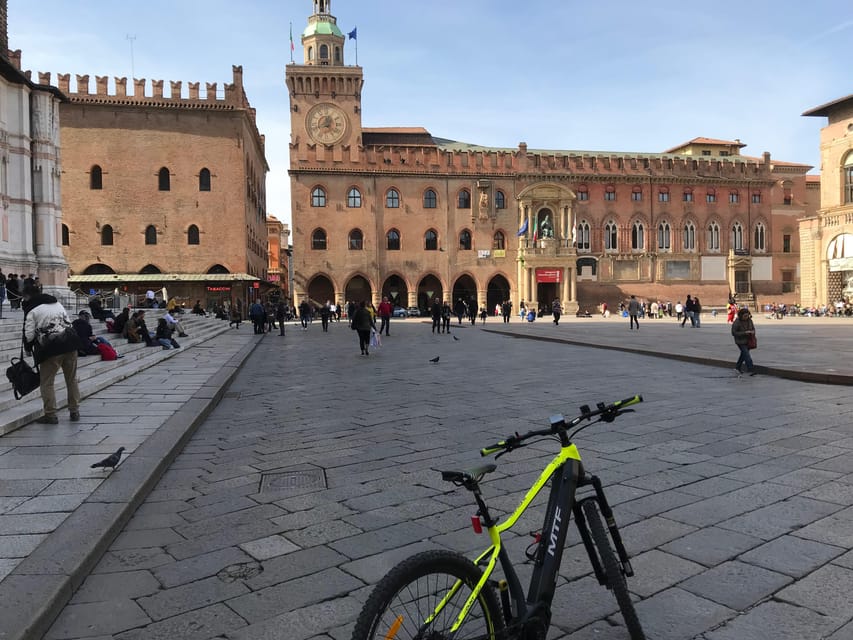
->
<box><xmin>377</xmin><ymin>296</ymin><xmax>393</xmax><ymax>336</ymax></box>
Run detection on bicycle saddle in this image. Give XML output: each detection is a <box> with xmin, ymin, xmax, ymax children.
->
<box><xmin>441</xmin><ymin>464</ymin><xmax>497</xmax><ymax>483</ymax></box>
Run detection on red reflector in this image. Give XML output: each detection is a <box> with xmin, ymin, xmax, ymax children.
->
<box><xmin>471</xmin><ymin>516</ymin><xmax>483</xmax><ymax>534</ymax></box>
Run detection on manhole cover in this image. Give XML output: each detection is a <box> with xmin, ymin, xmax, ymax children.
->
<box><xmin>218</xmin><ymin>561</ymin><xmax>263</xmax><ymax>582</ymax></box>
<box><xmin>259</xmin><ymin>467</ymin><xmax>327</xmax><ymax>493</ymax></box>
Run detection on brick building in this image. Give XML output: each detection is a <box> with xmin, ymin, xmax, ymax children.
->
<box><xmin>266</xmin><ymin>215</ymin><xmax>291</xmax><ymax>302</ymax></box>
<box><xmin>287</xmin><ymin>1</ymin><xmax>817</xmax><ymax>314</ymax></box>
<box><xmin>801</xmin><ymin>95</ymin><xmax>853</xmax><ymax>309</ymax></box>
<box><xmin>0</xmin><ymin>0</ymin><xmax>67</xmax><ymax>294</ymax></box>
<box><xmin>49</xmin><ymin>65</ymin><xmax>269</xmax><ymax>310</ymax></box>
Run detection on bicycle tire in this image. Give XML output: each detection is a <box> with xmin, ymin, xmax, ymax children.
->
<box><xmin>351</xmin><ymin>549</ymin><xmax>506</xmax><ymax>640</ymax></box>
<box><xmin>582</xmin><ymin>500</ymin><xmax>645</xmax><ymax>640</ymax></box>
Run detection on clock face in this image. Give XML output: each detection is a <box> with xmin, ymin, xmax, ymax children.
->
<box><xmin>307</xmin><ymin>104</ymin><xmax>348</xmax><ymax>144</ymax></box>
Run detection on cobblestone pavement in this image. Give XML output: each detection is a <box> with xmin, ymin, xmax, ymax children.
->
<box><xmin>43</xmin><ymin>317</ymin><xmax>853</xmax><ymax>639</ymax></box>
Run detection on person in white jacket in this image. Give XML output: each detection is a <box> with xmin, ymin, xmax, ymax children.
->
<box><xmin>22</xmin><ymin>284</ymin><xmax>82</xmax><ymax>424</ymax></box>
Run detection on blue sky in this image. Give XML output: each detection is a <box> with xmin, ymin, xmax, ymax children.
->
<box><xmin>10</xmin><ymin>0</ymin><xmax>852</xmax><ymax>227</ymax></box>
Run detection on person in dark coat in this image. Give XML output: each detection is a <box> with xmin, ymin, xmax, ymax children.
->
<box><xmin>430</xmin><ymin>297</ymin><xmax>442</xmax><ymax>334</ymax></box>
<box><xmin>275</xmin><ymin>301</ymin><xmax>287</xmax><ymax>336</ymax></box>
<box><xmin>352</xmin><ymin>300</ymin><xmax>375</xmax><ymax>356</ymax></box>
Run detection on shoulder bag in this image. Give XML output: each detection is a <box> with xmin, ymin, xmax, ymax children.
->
<box><xmin>6</xmin><ymin>344</ymin><xmax>40</xmax><ymax>399</ymax></box>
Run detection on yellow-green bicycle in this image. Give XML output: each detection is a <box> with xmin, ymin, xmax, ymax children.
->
<box><xmin>351</xmin><ymin>395</ymin><xmax>645</xmax><ymax>640</ymax></box>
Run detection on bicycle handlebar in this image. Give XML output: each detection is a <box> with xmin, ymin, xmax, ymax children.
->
<box><xmin>480</xmin><ymin>395</ymin><xmax>643</xmax><ymax>457</ymax></box>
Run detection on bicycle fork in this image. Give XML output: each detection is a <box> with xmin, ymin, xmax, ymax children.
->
<box><xmin>575</xmin><ymin>474</ymin><xmax>634</xmax><ymax>582</ymax></box>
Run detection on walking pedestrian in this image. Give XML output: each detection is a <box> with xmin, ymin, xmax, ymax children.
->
<box><xmin>693</xmin><ymin>296</ymin><xmax>702</xmax><ymax>327</ymax></box>
<box><xmin>320</xmin><ymin>301</ymin><xmax>332</xmax><ymax>332</ymax></box>
<box><xmin>22</xmin><ymin>283</ymin><xmax>82</xmax><ymax>424</ymax></box>
<box><xmin>275</xmin><ymin>301</ymin><xmax>287</xmax><ymax>336</ymax></box>
<box><xmin>552</xmin><ymin>299</ymin><xmax>562</xmax><ymax>326</ymax></box>
<box><xmin>502</xmin><ymin>300</ymin><xmax>512</xmax><ymax>323</ymax></box>
<box><xmin>377</xmin><ymin>296</ymin><xmax>393</xmax><ymax>336</ymax></box>
<box><xmin>681</xmin><ymin>295</ymin><xmax>695</xmax><ymax>327</ymax></box>
<box><xmin>352</xmin><ymin>300</ymin><xmax>375</xmax><ymax>356</ymax></box>
<box><xmin>442</xmin><ymin>300</ymin><xmax>452</xmax><ymax>334</ymax></box>
<box><xmin>731</xmin><ymin>307</ymin><xmax>757</xmax><ymax>376</ymax></box>
<box><xmin>249</xmin><ymin>300</ymin><xmax>266</xmax><ymax>334</ymax></box>
<box><xmin>628</xmin><ymin>295</ymin><xmax>641</xmax><ymax>331</ymax></box>
<box><xmin>299</xmin><ymin>299</ymin><xmax>311</xmax><ymax>330</ymax></box>
<box><xmin>431</xmin><ymin>297</ymin><xmax>442</xmax><ymax>334</ymax></box>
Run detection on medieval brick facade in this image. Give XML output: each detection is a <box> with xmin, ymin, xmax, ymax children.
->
<box><xmin>288</xmin><ymin>2</ymin><xmax>818</xmax><ymax>315</ymax></box>
<box><xmin>49</xmin><ymin>65</ymin><xmax>269</xmax><ymax>308</ymax></box>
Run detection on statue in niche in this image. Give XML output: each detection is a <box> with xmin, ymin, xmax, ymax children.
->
<box><xmin>540</xmin><ymin>213</ymin><xmax>554</xmax><ymax>238</ymax></box>
<box><xmin>478</xmin><ymin>190</ymin><xmax>489</xmax><ymax>220</ymax></box>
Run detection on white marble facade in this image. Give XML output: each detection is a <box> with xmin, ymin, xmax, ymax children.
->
<box><xmin>0</xmin><ymin>58</ymin><xmax>67</xmax><ymax>294</ymax></box>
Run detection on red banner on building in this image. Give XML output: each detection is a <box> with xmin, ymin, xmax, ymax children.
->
<box><xmin>536</xmin><ymin>268</ymin><xmax>562</xmax><ymax>283</ymax></box>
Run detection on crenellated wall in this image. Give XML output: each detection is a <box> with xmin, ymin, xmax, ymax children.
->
<box><xmin>31</xmin><ymin>64</ymin><xmax>253</xmax><ymax>113</ymax></box>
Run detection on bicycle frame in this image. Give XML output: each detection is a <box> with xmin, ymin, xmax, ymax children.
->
<box><xmin>440</xmin><ymin>442</ymin><xmax>583</xmax><ymax>634</ymax></box>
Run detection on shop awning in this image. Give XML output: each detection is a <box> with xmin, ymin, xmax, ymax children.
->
<box><xmin>68</xmin><ymin>273</ymin><xmax>261</xmax><ymax>283</ymax></box>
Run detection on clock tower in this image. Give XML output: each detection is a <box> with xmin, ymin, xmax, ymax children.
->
<box><xmin>286</xmin><ymin>0</ymin><xmax>363</xmax><ymax>151</ymax></box>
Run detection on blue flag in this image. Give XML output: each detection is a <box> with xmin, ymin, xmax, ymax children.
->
<box><xmin>348</xmin><ymin>27</ymin><xmax>357</xmax><ymax>40</ymax></box>
<box><xmin>516</xmin><ymin>218</ymin><xmax>529</xmax><ymax>236</ymax></box>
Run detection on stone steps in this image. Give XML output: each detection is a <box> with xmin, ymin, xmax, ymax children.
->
<box><xmin>0</xmin><ymin>312</ymin><xmax>235</xmax><ymax>435</ymax></box>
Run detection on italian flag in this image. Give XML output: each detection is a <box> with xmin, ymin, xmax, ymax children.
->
<box><xmin>532</xmin><ymin>216</ymin><xmax>539</xmax><ymax>242</ymax></box>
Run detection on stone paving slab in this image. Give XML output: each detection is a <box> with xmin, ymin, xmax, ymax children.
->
<box><xmin>4</xmin><ymin>315</ymin><xmax>853</xmax><ymax>639</ymax></box>
<box><xmin>0</xmin><ymin>328</ymin><xmax>259</xmax><ymax>640</ymax></box>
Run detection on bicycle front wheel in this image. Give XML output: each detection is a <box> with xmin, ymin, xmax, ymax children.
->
<box><xmin>351</xmin><ymin>549</ymin><xmax>505</xmax><ymax>640</ymax></box>
<box><xmin>582</xmin><ymin>499</ymin><xmax>645</xmax><ymax>640</ymax></box>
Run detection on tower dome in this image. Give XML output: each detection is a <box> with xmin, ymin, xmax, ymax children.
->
<box><xmin>301</xmin><ymin>0</ymin><xmax>345</xmax><ymax>66</ymax></box>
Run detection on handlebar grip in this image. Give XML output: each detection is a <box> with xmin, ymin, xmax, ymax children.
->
<box><xmin>614</xmin><ymin>395</ymin><xmax>643</xmax><ymax>408</ymax></box>
<box><xmin>480</xmin><ymin>442</ymin><xmax>505</xmax><ymax>457</ymax></box>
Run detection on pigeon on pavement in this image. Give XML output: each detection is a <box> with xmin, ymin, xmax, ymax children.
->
<box><xmin>91</xmin><ymin>447</ymin><xmax>125</xmax><ymax>470</ymax></box>
<box><xmin>452</xmin><ymin>335</ymin><xmax>459</xmax><ymax>341</ymax></box>
<box><xmin>429</xmin><ymin>356</ymin><xmax>440</xmax><ymax>363</ymax></box>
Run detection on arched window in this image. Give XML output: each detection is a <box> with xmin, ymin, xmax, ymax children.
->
<box><xmin>199</xmin><ymin>168</ymin><xmax>211</xmax><ymax>192</ymax></box>
<box><xmin>732</xmin><ymin>221</ymin><xmax>744</xmax><ymax>251</ymax></box>
<box><xmin>577</xmin><ymin>185</ymin><xmax>589</xmax><ymax>201</ymax></box>
<box><xmin>495</xmin><ymin>190</ymin><xmax>506</xmax><ymax>209</ymax></box>
<box><xmin>424</xmin><ymin>229</ymin><xmax>438</xmax><ymax>250</ymax></box>
<box><xmin>604</xmin><ymin>185</ymin><xmax>616</xmax><ymax>201</ymax></box>
<box><xmin>631</xmin><ymin>186</ymin><xmax>643</xmax><ymax>202</ymax></box>
<box><xmin>347</xmin><ymin>187</ymin><xmax>361</xmax><ymax>208</ymax></box>
<box><xmin>844</xmin><ymin>152</ymin><xmax>853</xmax><ymax>204</ymax></box>
<box><xmin>101</xmin><ymin>224</ymin><xmax>114</xmax><ymax>246</ymax></box>
<box><xmin>683</xmin><ymin>187</ymin><xmax>694</xmax><ymax>202</ymax></box>
<box><xmin>145</xmin><ymin>225</ymin><xmax>157</xmax><ymax>245</ymax></box>
<box><xmin>707</xmin><ymin>222</ymin><xmax>720</xmax><ymax>252</ymax></box>
<box><xmin>658</xmin><ymin>187</ymin><xmax>670</xmax><ymax>202</ymax></box>
<box><xmin>61</xmin><ymin>224</ymin><xmax>70</xmax><ymax>246</ymax></box>
<box><xmin>706</xmin><ymin>187</ymin><xmax>717</xmax><ymax>204</ymax></box>
<box><xmin>631</xmin><ymin>222</ymin><xmax>644</xmax><ymax>251</ymax></box>
<box><xmin>459</xmin><ymin>229</ymin><xmax>472</xmax><ymax>250</ymax></box>
<box><xmin>386</xmin><ymin>229</ymin><xmax>401</xmax><ymax>250</ymax></box>
<box><xmin>311</xmin><ymin>228</ymin><xmax>327</xmax><ymax>250</ymax></box>
<box><xmin>334</xmin><ymin>47</ymin><xmax>341</xmax><ymax>63</ymax></box>
<box><xmin>348</xmin><ymin>229</ymin><xmax>363</xmax><ymax>250</ymax></box>
<box><xmin>187</xmin><ymin>224</ymin><xmax>200</xmax><ymax>245</ymax></box>
<box><xmin>754</xmin><ymin>222</ymin><xmax>766</xmax><ymax>253</ymax></box>
<box><xmin>311</xmin><ymin>187</ymin><xmax>326</xmax><ymax>207</ymax></box>
<box><xmin>657</xmin><ymin>221</ymin><xmax>671</xmax><ymax>251</ymax></box>
<box><xmin>577</xmin><ymin>220</ymin><xmax>590</xmax><ymax>251</ymax></box>
<box><xmin>386</xmin><ymin>189</ymin><xmax>400</xmax><ymax>208</ymax></box>
<box><xmin>307</xmin><ymin>46</ymin><xmax>314</xmax><ymax>61</ymax></box>
<box><xmin>457</xmin><ymin>189</ymin><xmax>471</xmax><ymax>209</ymax></box>
<box><xmin>683</xmin><ymin>221</ymin><xmax>696</xmax><ymax>252</ymax></box>
<box><xmin>320</xmin><ymin>44</ymin><xmax>329</xmax><ymax>61</ymax></box>
<box><xmin>423</xmin><ymin>189</ymin><xmax>437</xmax><ymax>208</ymax></box>
<box><xmin>493</xmin><ymin>231</ymin><xmax>505</xmax><ymax>250</ymax></box>
<box><xmin>158</xmin><ymin>167</ymin><xmax>170</xmax><ymax>191</ymax></box>
<box><xmin>90</xmin><ymin>165</ymin><xmax>103</xmax><ymax>190</ymax></box>
<box><xmin>729</xmin><ymin>190</ymin><xmax>739</xmax><ymax>204</ymax></box>
<box><xmin>605</xmin><ymin>221</ymin><xmax>617</xmax><ymax>251</ymax></box>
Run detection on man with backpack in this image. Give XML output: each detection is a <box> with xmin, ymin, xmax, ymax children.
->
<box><xmin>22</xmin><ymin>283</ymin><xmax>82</xmax><ymax>424</ymax></box>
